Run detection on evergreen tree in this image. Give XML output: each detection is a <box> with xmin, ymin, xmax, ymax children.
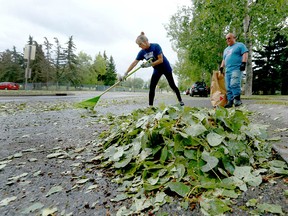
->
<box><xmin>253</xmin><ymin>32</ymin><xmax>288</xmax><ymax>95</ymax></box>
<box><xmin>43</xmin><ymin>37</ymin><xmax>55</xmax><ymax>86</ymax></box>
<box><xmin>30</xmin><ymin>41</ymin><xmax>49</xmax><ymax>86</ymax></box>
<box><xmin>65</xmin><ymin>36</ymin><xmax>79</xmax><ymax>88</ymax></box>
<box><xmin>54</xmin><ymin>37</ymin><xmax>66</xmax><ymax>87</ymax></box>
<box><xmin>104</xmin><ymin>56</ymin><xmax>117</xmax><ymax>86</ymax></box>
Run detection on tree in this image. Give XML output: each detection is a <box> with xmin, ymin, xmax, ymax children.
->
<box><xmin>253</xmin><ymin>32</ymin><xmax>288</xmax><ymax>95</ymax></box>
<box><xmin>104</xmin><ymin>56</ymin><xmax>117</xmax><ymax>86</ymax></box>
<box><xmin>29</xmin><ymin>41</ymin><xmax>49</xmax><ymax>87</ymax></box>
<box><xmin>76</xmin><ymin>51</ymin><xmax>92</xmax><ymax>85</ymax></box>
<box><xmin>54</xmin><ymin>37</ymin><xmax>67</xmax><ymax>87</ymax></box>
<box><xmin>65</xmin><ymin>36</ymin><xmax>79</xmax><ymax>88</ymax></box>
<box><xmin>166</xmin><ymin>0</ymin><xmax>288</xmax><ymax>95</ymax></box>
<box><xmin>43</xmin><ymin>37</ymin><xmax>55</xmax><ymax>87</ymax></box>
<box><xmin>0</xmin><ymin>47</ymin><xmax>24</xmax><ymax>82</ymax></box>
<box><xmin>122</xmin><ymin>77</ymin><xmax>144</xmax><ymax>90</ymax></box>
<box><xmin>91</xmin><ymin>52</ymin><xmax>106</xmax><ymax>85</ymax></box>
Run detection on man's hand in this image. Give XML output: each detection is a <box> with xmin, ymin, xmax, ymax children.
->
<box><xmin>240</xmin><ymin>62</ymin><xmax>246</xmax><ymax>71</ymax></box>
<box><xmin>219</xmin><ymin>67</ymin><xmax>224</xmax><ymax>74</ymax></box>
<box><xmin>141</xmin><ymin>61</ymin><xmax>152</xmax><ymax>68</ymax></box>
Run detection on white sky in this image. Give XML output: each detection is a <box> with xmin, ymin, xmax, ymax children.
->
<box><xmin>0</xmin><ymin>0</ymin><xmax>191</xmax><ymax>81</ymax></box>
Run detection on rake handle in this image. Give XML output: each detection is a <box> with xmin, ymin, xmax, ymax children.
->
<box><xmin>98</xmin><ymin>65</ymin><xmax>142</xmax><ymax>97</ymax></box>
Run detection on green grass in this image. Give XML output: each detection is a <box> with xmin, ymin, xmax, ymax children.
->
<box><xmin>242</xmin><ymin>95</ymin><xmax>288</xmax><ymax>105</ymax></box>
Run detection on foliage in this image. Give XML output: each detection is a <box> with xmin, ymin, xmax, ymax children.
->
<box><xmin>253</xmin><ymin>32</ymin><xmax>288</xmax><ymax>95</ymax></box>
<box><xmin>92</xmin><ymin>105</ymin><xmax>287</xmax><ymax>215</ymax></box>
<box><xmin>0</xmin><ymin>47</ymin><xmax>24</xmax><ymax>82</ymax></box>
<box><xmin>64</xmin><ymin>36</ymin><xmax>79</xmax><ymax>87</ymax></box>
<box><xmin>166</xmin><ymin>0</ymin><xmax>288</xmax><ymax>95</ymax></box>
<box><xmin>104</xmin><ymin>55</ymin><xmax>117</xmax><ymax>86</ymax></box>
<box><xmin>0</xmin><ymin>36</ymin><xmax>120</xmax><ymax>88</ymax></box>
<box><xmin>122</xmin><ymin>77</ymin><xmax>145</xmax><ymax>90</ymax></box>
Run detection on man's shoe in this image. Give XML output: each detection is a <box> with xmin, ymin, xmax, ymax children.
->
<box><xmin>234</xmin><ymin>99</ymin><xmax>242</xmax><ymax>107</ymax></box>
<box><xmin>180</xmin><ymin>101</ymin><xmax>185</xmax><ymax>106</ymax></box>
<box><xmin>234</xmin><ymin>95</ymin><xmax>242</xmax><ymax>107</ymax></box>
<box><xmin>224</xmin><ymin>100</ymin><xmax>233</xmax><ymax>108</ymax></box>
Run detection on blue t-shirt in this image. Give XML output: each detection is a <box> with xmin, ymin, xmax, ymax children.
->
<box><xmin>136</xmin><ymin>43</ymin><xmax>172</xmax><ymax>73</ymax></box>
<box><xmin>223</xmin><ymin>42</ymin><xmax>248</xmax><ymax>72</ymax></box>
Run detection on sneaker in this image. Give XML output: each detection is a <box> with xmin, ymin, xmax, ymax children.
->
<box><xmin>224</xmin><ymin>100</ymin><xmax>233</xmax><ymax>108</ymax></box>
<box><xmin>234</xmin><ymin>99</ymin><xmax>242</xmax><ymax>107</ymax></box>
<box><xmin>180</xmin><ymin>101</ymin><xmax>185</xmax><ymax>106</ymax></box>
<box><xmin>234</xmin><ymin>95</ymin><xmax>242</xmax><ymax>107</ymax></box>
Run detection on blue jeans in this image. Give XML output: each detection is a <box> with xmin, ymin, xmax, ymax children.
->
<box><xmin>225</xmin><ymin>70</ymin><xmax>242</xmax><ymax>101</ymax></box>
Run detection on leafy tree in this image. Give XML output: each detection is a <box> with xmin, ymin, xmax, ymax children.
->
<box><xmin>0</xmin><ymin>47</ymin><xmax>24</xmax><ymax>82</ymax></box>
<box><xmin>91</xmin><ymin>52</ymin><xmax>106</xmax><ymax>85</ymax></box>
<box><xmin>166</xmin><ymin>0</ymin><xmax>288</xmax><ymax>95</ymax></box>
<box><xmin>123</xmin><ymin>77</ymin><xmax>144</xmax><ymax>90</ymax></box>
<box><xmin>76</xmin><ymin>51</ymin><xmax>92</xmax><ymax>85</ymax></box>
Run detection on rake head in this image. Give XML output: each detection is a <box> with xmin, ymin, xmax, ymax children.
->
<box><xmin>75</xmin><ymin>96</ymin><xmax>100</xmax><ymax>110</ymax></box>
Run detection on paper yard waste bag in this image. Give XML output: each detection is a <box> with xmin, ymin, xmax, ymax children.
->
<box><xmin>210</xmin><ymin>71</ymin><xmax>227</xmax><ymax>107</ymax></box>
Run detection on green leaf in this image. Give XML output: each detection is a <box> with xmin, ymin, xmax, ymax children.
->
<box><xmin>167</xmin><ymin>182</ymin><xmax>190</xmax><ymax>197</ymax></box>
<box><xmin>110</xmin><ymin>193</ymin><xmax>129</xmax><ymax>202</ymax></box>
<box><xmin>233</xmin><ymin>166</ymin><xmax>262</xmax><ymax>187</ymax></box>
<box><xmin>207</xmin><ymin>132</ymin><xmax>224</xmax><ymax>146</ymax></box>
<box><xmin>184</xmin><ymin>149</ymin><xmax>197</xmax><ymax>160</ymax></box>
<box><xmin>246</xmin><ymin>198</ymin><xmax>258</xmax><ymax>207</ymax></box>
<box><xmin>201</xmin><ymin>151</ymin><xmax>219</xmax><ymax>172</ymax></box>
<box><xmin>147</xmin><ymin>176</ymin><xmax>159</xmax><ymax>185</ymax></box>
<box><xmin>138</xmin><ymin>148</ymin><xmax>152</xmax><ymax>162</ymax></box>
<box><xmin>114</xmin><ymin>154</ymin><xmax>132</xmax><ymax>168</ymax></box>
<box><xmin>221</xmin><ymin>189</ymin><xmax>239</xmax><ymax>198</ymax></box>
<box><xmin>257</xmin><ymin>203</ymin><xmax>284</xmax><ymax>215</ymax></box>
<box><xmin>184</xmin><ymin>124</ymin><xmax>207</xmax><ymax>137</ymax></box>
<box><xmin>160</xmin><ymin>146</ymin><xmax>168</xmax><ymax>163</ymax></box>
<box><xmin>200</xmin><ymin>197</ymin><xmax>232</xmax><ymax>215</ymax></box>
<box><xmin>46</xmin><ymin>186</ymin><xmax>63</xmax><ymax>197</ymax></box>
<box><xmin>0</xmin><ymin>196</ymin><xmax>17</xmax><ymax>206</ymax></box>
<box><xmin>21</xmin><ymin>202</ymin><xmax>44</xmax><ymax>214</ymax></box>
<box><xmin>153</xmin><ymin>191</ymin><xmax>167</xmax><ymax>204</ymax></box>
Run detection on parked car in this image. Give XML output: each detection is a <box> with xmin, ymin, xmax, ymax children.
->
<box><xmin>189</xmin><ymin>81</ymin><xmax>208</xmax><ymax>97</ymax></box>
<box><xmin>0</xmin><ymin>82</ymin><xmax>20</xmax><ymax>90</ymax></box>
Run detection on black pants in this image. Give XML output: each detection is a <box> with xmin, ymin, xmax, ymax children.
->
<box><xmin>149</xmin><ymin>71</ymin><xmax>182</xmax><ymax>106</ymax></box>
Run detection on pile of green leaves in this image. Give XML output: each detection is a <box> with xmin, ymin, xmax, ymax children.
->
<box><xmin>92</xmin><ymin>105</ymin><xmax>286</xmax><ymax>215</ymax></box>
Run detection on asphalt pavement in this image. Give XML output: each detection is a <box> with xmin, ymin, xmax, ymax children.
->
<box><xmin>1</xmin><ymin>91</ymin><xmax>287</xmax><ymax>163</ymax></box>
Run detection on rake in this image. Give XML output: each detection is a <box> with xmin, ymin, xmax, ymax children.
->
<box><xmin>75</xmin><ymin>64</ymin><xmax>143</xmax><ymax>110</ymax></box>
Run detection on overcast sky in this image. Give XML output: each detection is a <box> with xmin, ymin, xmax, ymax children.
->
<box><xmin>0</xmin><ymin>0</ymin><xmax>191</xmax><ymax>81</ymax></box>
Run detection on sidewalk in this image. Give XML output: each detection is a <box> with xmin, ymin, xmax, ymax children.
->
<box><xmin>246</xmin><ymin>103</ymin><xmax>288</xmax><ymax>163</ymax></box>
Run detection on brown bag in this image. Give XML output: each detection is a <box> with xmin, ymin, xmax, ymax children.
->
<box><xmin>210</xmin><ymin>71</ymin><xmax>227</xmax><ymax>107</ymax></box>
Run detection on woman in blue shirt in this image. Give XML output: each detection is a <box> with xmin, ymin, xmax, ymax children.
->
<box><xmin>125</xmin><ymin>32</ymin><xmax>184</xmax><ymax>106</ymax></box>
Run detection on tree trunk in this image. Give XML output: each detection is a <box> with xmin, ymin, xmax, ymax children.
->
<box><xmin>244</xmin><ymin>0</ymin><xmax>253</xmax><ymax>96</ymax></box>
